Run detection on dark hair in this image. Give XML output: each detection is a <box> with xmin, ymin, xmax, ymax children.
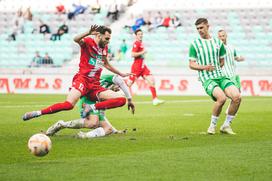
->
<box><xmin>195</xmin><ymin>18</ymin><xmax>208</xmax><ymax>26</ymax></box>
<box><xmin>218</xmin><ymin>29</ymin><xmax>225</xmax><ymax>33</ymax></box>
<box><xmin>134</xmin><ymin>29</ymin><xmax>142</xmax><ymax>35</ymax></box>
<box><xmin>97</xmin><ymin>26</ymin><xmax>112</xmax><ymax>34</ymax></box>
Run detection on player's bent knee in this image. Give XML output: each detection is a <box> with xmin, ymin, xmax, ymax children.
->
<box><xmin>118</xmin><ymin>97</ymin><xmax>126</xmax><ymax>106</ymax></box>
<box><xmin>232</xmin><ymin>94</ymin><xmax>241</xmax><ymax>104</ymax></box>
<box><xmin>217</xmin><ymin>96</ymin><xmax>227</xmax><ymax>104</ymax></box>
<box><xmin>84</xmin><ymin>119</ymin><xmax>99</xmax><ymax>128</ymax></box>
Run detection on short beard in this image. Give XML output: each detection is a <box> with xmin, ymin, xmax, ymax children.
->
<box><xmin>98</xmin><ymin>41</ymin><xmax>105</xmax><ymax>48</ymax></box>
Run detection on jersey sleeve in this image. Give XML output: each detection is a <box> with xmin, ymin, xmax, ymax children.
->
<box><xmin>79</xmin><ymin>37</ymin><xmax>92</xmax><ymax>48</ymax></box>
<box><xmin>132</xmin><ymin>41</ymin><xmax>139</xmax><ymax>52</ymax></box>
<box><xmin>233</xmin><ymin>49</ymin><xmax>238</xmax><ymax>58</ymax></box>
<box><xmin>219</xmin><ymin>42</ymin><xmax>226</xmax><ymax>59</ymax></box>
<box><xmin>189</xmin><ymin>44</ymin><xmax>197</xmax><ymax>61</ymax></box>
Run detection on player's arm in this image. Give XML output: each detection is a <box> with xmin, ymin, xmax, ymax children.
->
<box><xmin>131</xmin><ymin>50</ymin><xmax>146</xmax><ymax>58</ymax></box>
<box><xmin>234</xmin><ymin>49</ymin><xmax>245</xmax><ymax>62</ymax></box>
<box><xmin>131</xmin><ymin>41</ymin><xmax>146</xmax><ymax>58</ymax></box>
<box><xmin>219</xmin><ymin>58</ymin><xmax>224</xmax><ymax>67</ymax></box>
<box><xmin>112</xmin><ymin>75</ymin><xmax>135</xmax><ymax>114</ymax></box>
<box><xmin>103</xmin><ymin>58</ymin><xmax>133</xmax><ymax>77</ymax></box>
<box><xmin>73</xmin><ymin>25</ymin><xmax>99</xmax><ymax>46</ymax></box>
<box><xmin>219</xmin><ymin>42</ymin><xmax>226</xmax><ymax>67</ymax></box>
<box><xmin>235</xmin><ymin>56</ymin><xmax>245</xmax><ymax>62</ymax></box>
<box><xmin>189</xmin><ymin>60</ymin><xmax>215</xmax><ymax>71</ymax></box>
<box><xmin>188</xmin><ymin>44</ymin><xmax>214</xmax><ymax>71</ymax></box>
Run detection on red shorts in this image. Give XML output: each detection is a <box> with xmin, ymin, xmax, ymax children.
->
<box><xmin>71</xmin><ymin>73</ymin><xmax>106</xmax><ymax>101</ymax></box>
<box><xmin>129</xmin><ymin>61</ymin><xmax>151</xmax><ymax>82</ymax></box>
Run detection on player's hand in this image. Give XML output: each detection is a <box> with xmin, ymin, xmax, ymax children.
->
<box><xmin>204</xmin><ymin>64</ymin><xmax>215</xmax><ymax>71</ymax></box>
<box><xmin>128</xmin><ymin>99</ymin><xmax>135</xmax><ymax>114</ymax></box>
<box><xmin>89</xmin><ymin>24</ymin><xmax>100</xmax><ymax>35</ymax></box>
<box><xmin>120</xmin><ymin>72</ymin><xmax>135</xmax><ymax>77</ymax></box>
<box><xmin>238</xmin><ymin>56</ymin><xmax>245</xmax><ymax>61</ymax></box>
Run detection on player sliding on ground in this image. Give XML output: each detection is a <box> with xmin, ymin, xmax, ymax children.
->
<box><xmin>46</xmin><ymin>74</ymin><xmax>135</xmax><ymax>139</ymax></box>
<box><xmin>188</xmin><ymin>18</ymin><xmax>241</xmax><ymax>135</ymax></box>
<box><xmin>23</xmin><ymin>25</ymin><xmax>133</xmax><ymax>121</ymax></box>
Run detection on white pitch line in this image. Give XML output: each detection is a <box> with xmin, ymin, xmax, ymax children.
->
<box><xmin>0</xmin><ymin>98</ymin><xmax>270</xmax><ymax>108</ymax></box>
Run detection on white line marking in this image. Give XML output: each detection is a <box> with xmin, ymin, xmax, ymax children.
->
<box><xmin>0</xmin><ymin>98</ymin><xmax>270</xmax><ymax>108</ymax></box>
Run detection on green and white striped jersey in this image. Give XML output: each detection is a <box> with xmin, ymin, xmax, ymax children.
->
<box><xmin>189</xmin><ymin>37</ymin><xmax>226</xmax><ymax>83</ymax></box>
<box><xmin>221</xmin><ymin>44</ymin><xmax>237</xmax><ymax>78</ymax></box>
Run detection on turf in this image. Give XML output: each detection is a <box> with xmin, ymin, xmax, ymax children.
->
<box><xmin>0</xmin><ymin>94</ymin><xmax>271</xmax><ymax>181</ymax></box>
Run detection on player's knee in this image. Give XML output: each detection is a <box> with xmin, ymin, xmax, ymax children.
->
<box><xmin>84</xmin><ymin>119</ymin><xmax>99</xmax><ymax>128</ymax></box>
<box><xmin>217</xmin><ymin>95</ymin><xmax>227</xmax><ymax>105</ymax></box>
<box><xmin>64</xmin><ymin>101</ymin><xmax>74</xmax><ymax>110</ymax></box>
<box><xmin>118</xmin><ymin>97</ymin><xmax>126</xmax><ymax>106</ymax></box>
<box><xmin>232</xmin><ymin>94</ymin><xmax>241</xmax><ymax>104</ymax></box>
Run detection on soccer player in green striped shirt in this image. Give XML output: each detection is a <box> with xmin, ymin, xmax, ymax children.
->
<box><xmin>188</xmin><ymin>18</ymin><xmax>242</xmax><ymax>135</ymax></box>
<box><xmin>218</xmin><ymin>29</ymin><xmax>245</xmax><ymax>90</ymax></box>
<box><xmin>218</xmin><ymin>29</ymin><xmax>245</xmax><ymax>115</ymax></box>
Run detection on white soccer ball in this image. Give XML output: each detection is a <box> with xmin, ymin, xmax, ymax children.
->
<box><xmin>28</xmin><ymin>133</ymin><xmax>52</xmax><ymax>157</ymax></box>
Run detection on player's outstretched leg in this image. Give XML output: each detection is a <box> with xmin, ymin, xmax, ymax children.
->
<box><xmin>81</xmin><ymin>97</ymin><xmax>126</xmax><ymax>118</ymax></box>
<box><xmin>46</xmin><ymin>120</ymin><xmax>65</xmax><ymax>136</ymax></box>
<box><xmin>22</xmin><ymin>111</ymin><xmax>42</xmax><ymax>121</ymax></box>
<box><xmin>22</xmin><ymin>101</ymin><xmax>74</xmax><ymax>121</ymax></box>
<box><xmin>46</xmin><ymin>119</ymin><xmax>85</xmax><ymax>136</ymax></box>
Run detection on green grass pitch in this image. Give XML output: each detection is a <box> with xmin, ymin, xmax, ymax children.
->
<box><xmin>0</xmin><ymin>94</ymin><xmax>271</xmax><ymax>181</ymax></box>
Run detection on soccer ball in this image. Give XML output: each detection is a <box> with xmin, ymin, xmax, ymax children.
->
<box><xmin>28</xmin><ymin>133</ymin><xmax>52</xmax><ymax>157</ymax></box>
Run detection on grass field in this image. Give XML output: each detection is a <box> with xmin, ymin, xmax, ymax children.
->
<box><xmin>0</xmin><ymin>94</ymin><xmax>271</xmax><ymax>181</ymax></box>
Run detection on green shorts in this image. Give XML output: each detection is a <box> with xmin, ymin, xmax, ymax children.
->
<box><xmin>203</xmin><ymin>77</ymin><xmax>234</xmax><ymax>101</ymax></box>
<box><xmin>229</xmin><ymin>75</ymin><xmax>241</xmax><ymax>89</ymax></box>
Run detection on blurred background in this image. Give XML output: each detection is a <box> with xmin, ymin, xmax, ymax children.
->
<box><xmin>0</xmin><ymin>0</ymin><xmax>271</xmax><ymax>96</ymax></box>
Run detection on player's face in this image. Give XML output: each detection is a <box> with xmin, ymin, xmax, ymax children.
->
<box><xmin>98</xmin><ymin>31</ymin><xmax>111</xmax><ymax>48</ymax></box>
<box><xmin>218</xmin><ymin>31</ymin><xmax>227</xmax><ymax>44</ymax></box>
<box><xmin>196</xmin><ymin>23</ymin><xmax>209</xmax><ymax>38</ymax></box>
<box><xmin>136</xmin><ymin>31</ymin><xmax>143</xmax><ymax>41</ymax></box>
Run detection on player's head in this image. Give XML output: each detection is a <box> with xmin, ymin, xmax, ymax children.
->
<box><xmin>134</xmin><ymin>29</ymin><xmax>143</xmax><ymax>41</ymax></box>
<box><xmin>195</xmin><ymin>18</ymin><xmax>209</xmax><ymax>39</ymax></box>
<box><xmin>218</xmin><ymin>29</ymin><xmax>227</xmax><ymax>44</ymax></box>
<box><xmin>96</xmin><ymin>26</ymin><xmax>112</xmax><ymax>48</ymax></box>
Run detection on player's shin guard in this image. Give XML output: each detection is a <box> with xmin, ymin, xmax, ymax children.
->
<box><xmin>41</xmin><ymin>101</ymin><xmax>74</xmax><ymax>115</ymax></box>
<box><xmin>95</xmin><ymin>97</ymin><xmax>126</xmax><ymax>110</ymax></box>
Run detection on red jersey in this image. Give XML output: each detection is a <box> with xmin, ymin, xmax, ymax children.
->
<box><xmin>132</xmin><ymin>40</ymin><xmax>144</xmax><ymax>66</ymax></box>
<box><xmin>78</xmin><ymin>37</ymin><xmax>108</xmax><ymax>81</ymax></box>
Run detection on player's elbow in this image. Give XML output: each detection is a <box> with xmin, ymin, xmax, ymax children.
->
<box><xmin>73</xmin><ymin>37</ymin><xmax>79</xmax><ymax>43</ymax></box>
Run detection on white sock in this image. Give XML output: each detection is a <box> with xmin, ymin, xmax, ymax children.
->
<box><xmin>85</xmin><ymin>127</ymin><xmax>106</xmax><ymax>138</ymax></box>
<box><xmin>63</xmin><ymin>119</ymin><xmax>85</xmax><ymax>128</ymax></box>
<box><xmin>223</xmin><ymin>115</ymin><xmax>235</xmax><ymax>127</ymax></box>
<box><xmin>37</xmin><ymin>111</ymin><xmax>42</xmax><ymax>115</ymax></box>
<box><xmin>210</xmin><ymin>115</ymin><xmax>219</xmax><ymax>127</ymax></box>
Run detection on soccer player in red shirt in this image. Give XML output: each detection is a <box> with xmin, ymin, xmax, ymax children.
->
<box><xmin>23</xmin><ymin>25</ymin><xmax>133</xmax><ymax>121</ymax></box>
<box><xmin>128</xmin><ymin>29</ymin><xmax>164</xmax><ymax>106</ymax></box>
